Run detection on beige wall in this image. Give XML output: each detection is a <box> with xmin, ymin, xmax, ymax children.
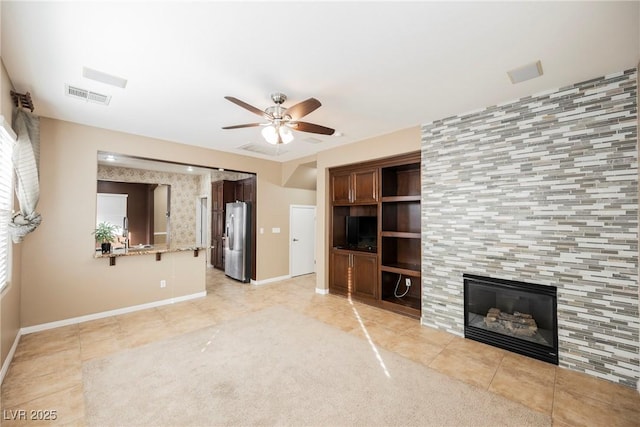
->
<box><xmin>0</xmin><ymin>56</ymin><xmax>21</xmax><ymax>370</ymax></box>
<box><xmin>313</xmin><ymin>126</ymin><xmax>421</xmax><ymax>291</ymax></box>
<box><xmin>282</xmin><ymin>154</ymin><xmax>317</xmax><ymax>190</ymax></box>
<box><xmin>19</xmin><ymin>118</ymin><xmax>315</xmax><ymax>326</ymax></box>
<box><xmin>258</xmin><ymin>179</ymin><xmax>316</xmax><ymax>278</ymax></box>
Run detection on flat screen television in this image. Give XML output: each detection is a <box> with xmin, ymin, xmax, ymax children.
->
<box><xmin>346</xmin><ymin>216</ymin><xmax>377</xmax><ymax>250</ymax></box>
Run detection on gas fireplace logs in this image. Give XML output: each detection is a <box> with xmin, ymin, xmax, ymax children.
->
<box><xmin>484</xmin><ymin>308</ymin><xmax>538</xmax><ymax>337</ymax></box>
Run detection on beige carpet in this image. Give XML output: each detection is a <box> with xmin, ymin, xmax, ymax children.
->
<box><xmin>83</xmin><ymin>306</ymin><xmax>550</xmax><ymax>427</ymax></box>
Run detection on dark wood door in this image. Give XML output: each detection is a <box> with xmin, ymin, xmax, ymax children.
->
<box><xmin>211</xmin><ymin>210</ymin><xmax>224</xmax><ymax>269</ymax></box>
<box><xmin>352</xmin><ymin>252</ymin><xmax>377</xmax><ymax>299</ymax></box>
<box><xmin>352</xmin><ymin>169</ymin><xmax>378</xmax><ymax>204</ymax></box>
<box><xmin>242</xmin><ymin>176</ymin><xmax>257</xmax><ymax>281</ymax></box>
<box><xmin>211</xmin><ymin>181</ymin><xmax>222</xmax><ymax>211</ymax></box>
<box><xmin>330</xmin><ymin>250</ymin><xmax>350</xmax><ymax>295</ymax></box>
<box><xmin>331</xmin><ymin>172</ymin><xmax>352</xmax><ymax>204</ymax></box>
<box><xmin>211</xmin><ymin>180</ymin><xmax>235</xmax><ymax>268</ymax></box>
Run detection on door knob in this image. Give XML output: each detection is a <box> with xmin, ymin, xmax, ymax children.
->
<box><xmin>293</xmin><ymin>238</ymin><xmax>299</xmax><ymax>242</ymax></box>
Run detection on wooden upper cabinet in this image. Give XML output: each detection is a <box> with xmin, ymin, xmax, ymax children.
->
<box><xmin>234</xmin><ymin>181</ymin><xmax>244</xmax><ymax>202</ymax></box>
<box><xmin>241</xmin><ymin>177</ymin><xmax>255</xmax><ymax>204</ymax></box>
<box><xmin>331</xmin><ymin>171</ymin><xmax>352</xmax><ymax>204</ymax></box>
<box><xmin>352</xmin><ymin>169</ymin><xmax>378</xmax><ymax>204</ymax></box>
<box><xmin>212</xmin><ymin>180</ymin><xmax>236</xmax><ymax>211</ymax></box>
<box><xmin>331</xmin><ymin>168</ymin><xmax>378</xmax><ymax>205</ymax></box>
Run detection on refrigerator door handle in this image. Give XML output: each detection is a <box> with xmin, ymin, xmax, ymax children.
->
<box><xmin>228</xmin><ymin>214</ymin><xmax>235</xmax><ymax>251</ymax></box>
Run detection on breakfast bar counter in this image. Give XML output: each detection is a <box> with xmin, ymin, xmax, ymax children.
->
<box><xmin>95</xmin><ymin>245</ymin><xmax>206</xmax><ymax>266</ymax></box>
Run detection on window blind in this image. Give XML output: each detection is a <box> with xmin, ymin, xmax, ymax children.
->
<box><xmin>0</xmin><ymin>116</ymin><xmax>16</xmax><ymax>291</ymax></box>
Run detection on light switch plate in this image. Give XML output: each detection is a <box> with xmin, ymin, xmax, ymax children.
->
<box><xmin>272</xmin><ymin>227</ymin><xmax>280</xmax><ymax>233</ymax></box>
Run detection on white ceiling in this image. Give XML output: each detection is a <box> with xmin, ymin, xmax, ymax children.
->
<box><xmin>2</xmin><ymin>1</ymin><xmax>638</xmax><ymax>162</ymax></box>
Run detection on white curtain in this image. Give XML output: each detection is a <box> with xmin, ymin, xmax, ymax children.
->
<box><xmin>9</xmin><ymin>108</ymin><xmax>41</xmax><ymax>243</ymax></box>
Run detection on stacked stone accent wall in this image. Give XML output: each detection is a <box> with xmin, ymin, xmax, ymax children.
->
<box><xmin>421</xmin><ymin>69</ymin><xmax>638</xmax><ymax>387</ymax></box>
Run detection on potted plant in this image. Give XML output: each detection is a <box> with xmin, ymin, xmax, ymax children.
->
<box><xmin>94</xmin><ymin>222</ymin><xmax>117</xmax><ymax>254</ymax></box>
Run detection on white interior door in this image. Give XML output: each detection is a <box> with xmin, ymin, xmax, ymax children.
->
<box><xmin>290</xmin><ymin>205</ymin><xmax>316</xmax><ymax>277</ymax></box>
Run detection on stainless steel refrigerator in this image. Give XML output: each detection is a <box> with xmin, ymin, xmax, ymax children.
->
<box><xmin>224</xmin><ymin>201</ymin><xmax>251</xmax><ymax>282</ymax></box>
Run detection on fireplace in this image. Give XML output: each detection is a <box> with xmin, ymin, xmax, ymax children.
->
<box><xmin>463</xmin><ymin>274</ymin><xmax>558</xmax><ymax>365</ymax></box>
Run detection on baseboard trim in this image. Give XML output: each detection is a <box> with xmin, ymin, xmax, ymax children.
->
<box><xmin>251</xmin><ymin>275</ymin><xmax>291</xmax><ymax>286</ymax></box>
<box><xmin>315</xmin><ymin>288</ymin><xmax>329</xmax><ymax>295</ymax></box>
<box><xmin>20</xmin><ymin>291</ymin><xmax>207</xmax><ymax>335</ymax></box>
<box><xmin>0</xmin><ymin>330</ymin><xmax>21</xmax><ymax>385</ymax></box>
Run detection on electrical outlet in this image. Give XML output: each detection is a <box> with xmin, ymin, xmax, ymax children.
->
<box><xmin>405</xmin><ymin>278</ymin><xmax>411</xmax><ymax>287</ymax></box>
<box><xmin>160</xmin><ymin>280</ymin><xmax>166</xmax><ymax>288</ymax></box>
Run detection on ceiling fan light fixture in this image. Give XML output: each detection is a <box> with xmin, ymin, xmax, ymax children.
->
<box><xmin>261</xmin><ymin>125</ymin><xmax>278</xmax><ymax>144</ymax></box>
<box><xmin>261</xmin><ymin>125</ymin><xmax>294</xmax><ymax>145</ymax></box>
<box><xmin>224</xmin><ymin>93</ymin><xmax>333</xmax><ymax>143</ymax></box>
<box><xmin>280</xmin><ymin>126</ymin><xmax>294</xmax><ymax>144</ymax></box>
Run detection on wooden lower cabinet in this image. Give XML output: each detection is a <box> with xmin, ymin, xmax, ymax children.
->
<box><xmin>330</xmin><ymin>249</ymin><xmax>377</xmax><ymax>300</ymax></box>
<box><xmin>330</xmin><ymin>250</ymin><xmax>350</xmax><ymax>295</ymax></box>
<box><xmin>352</xmin><ymin>252</ymin><xmax>377</xmax><ymax>299</ymax></box>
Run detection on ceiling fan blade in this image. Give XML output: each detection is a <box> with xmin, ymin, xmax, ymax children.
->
<box><xmin>221</xmin><ymin>123</ymin><xmax>263</xmax><ymax>130</ymax></box>
<box><xmin>224</xmin><ymin>96</ymin><xmax>273</xmax><ymax>120</ymax></box>
<box><xmin>284</xmin><ymin>98</ymin><xmax>321</xmax><ymax>120</ymax></box>
<box><xmin>292</xmin><ymin>121</ymin><xmax>335</xmax><ymax>135</ymax></box>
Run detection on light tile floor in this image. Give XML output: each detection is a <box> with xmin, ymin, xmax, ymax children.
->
<box><xmin>2</xmin><ymin>269</ymin><xmax>639</xmax><ymax>426</ymax></box>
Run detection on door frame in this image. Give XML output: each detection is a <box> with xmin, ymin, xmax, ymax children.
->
<box><xmin>195</xmin><ymin>195</ymin><xmax>208</xmax><ymax>249</ymax></box>
<box><xmin>289</xmin><ymin>204</ymin><xmax>316</xmax><ymax>277</ymax></box>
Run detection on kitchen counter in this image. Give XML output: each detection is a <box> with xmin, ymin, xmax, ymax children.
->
<box><xmin>95</xmin><ymin>245</ymin><xmax>206</xmax><ymax>265</ymax></box>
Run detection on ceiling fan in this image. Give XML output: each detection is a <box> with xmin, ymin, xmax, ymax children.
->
<box><xmin>222</xmin><ymin>93</ymin><xmax>335</xmax><ymax>145</ymax></box>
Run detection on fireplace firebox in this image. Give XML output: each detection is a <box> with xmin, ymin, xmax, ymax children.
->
<box><xmin>463</xmin><ymin>274</ymin><xmax>558</xmax><ymax>365</ymax></box>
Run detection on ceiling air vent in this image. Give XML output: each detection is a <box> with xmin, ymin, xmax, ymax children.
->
<box><xmin>238</xmin><ymin>143</ymin><xmax>289</xmax><ymax>157</ymax></box>
<box><xmin>303</xmin><ymin>136</ymin><xmax>323</xmax><ymax>144</ymax></box>
<box><xmin>65</xmin><ymin>84</ymin><xmax>111</xmax><ymax>105</ymax></box>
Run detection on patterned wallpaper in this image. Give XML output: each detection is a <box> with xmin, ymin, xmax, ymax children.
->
<box><xmin>421</xmin><ymin>69</ymin><xmax>638</xmax><ymax>387</ymax></box>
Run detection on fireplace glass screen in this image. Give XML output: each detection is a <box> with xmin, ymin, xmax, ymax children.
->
<box><xmin>463</xmin><ymin>274</ymin><xmax>558</xmax><ymax>364</ymax></box>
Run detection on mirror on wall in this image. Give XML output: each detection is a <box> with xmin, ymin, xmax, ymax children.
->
<box><xmin>96</xmin><ymin>151</ymin><xmax>254</xmax><ymax>252</ymax></box>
